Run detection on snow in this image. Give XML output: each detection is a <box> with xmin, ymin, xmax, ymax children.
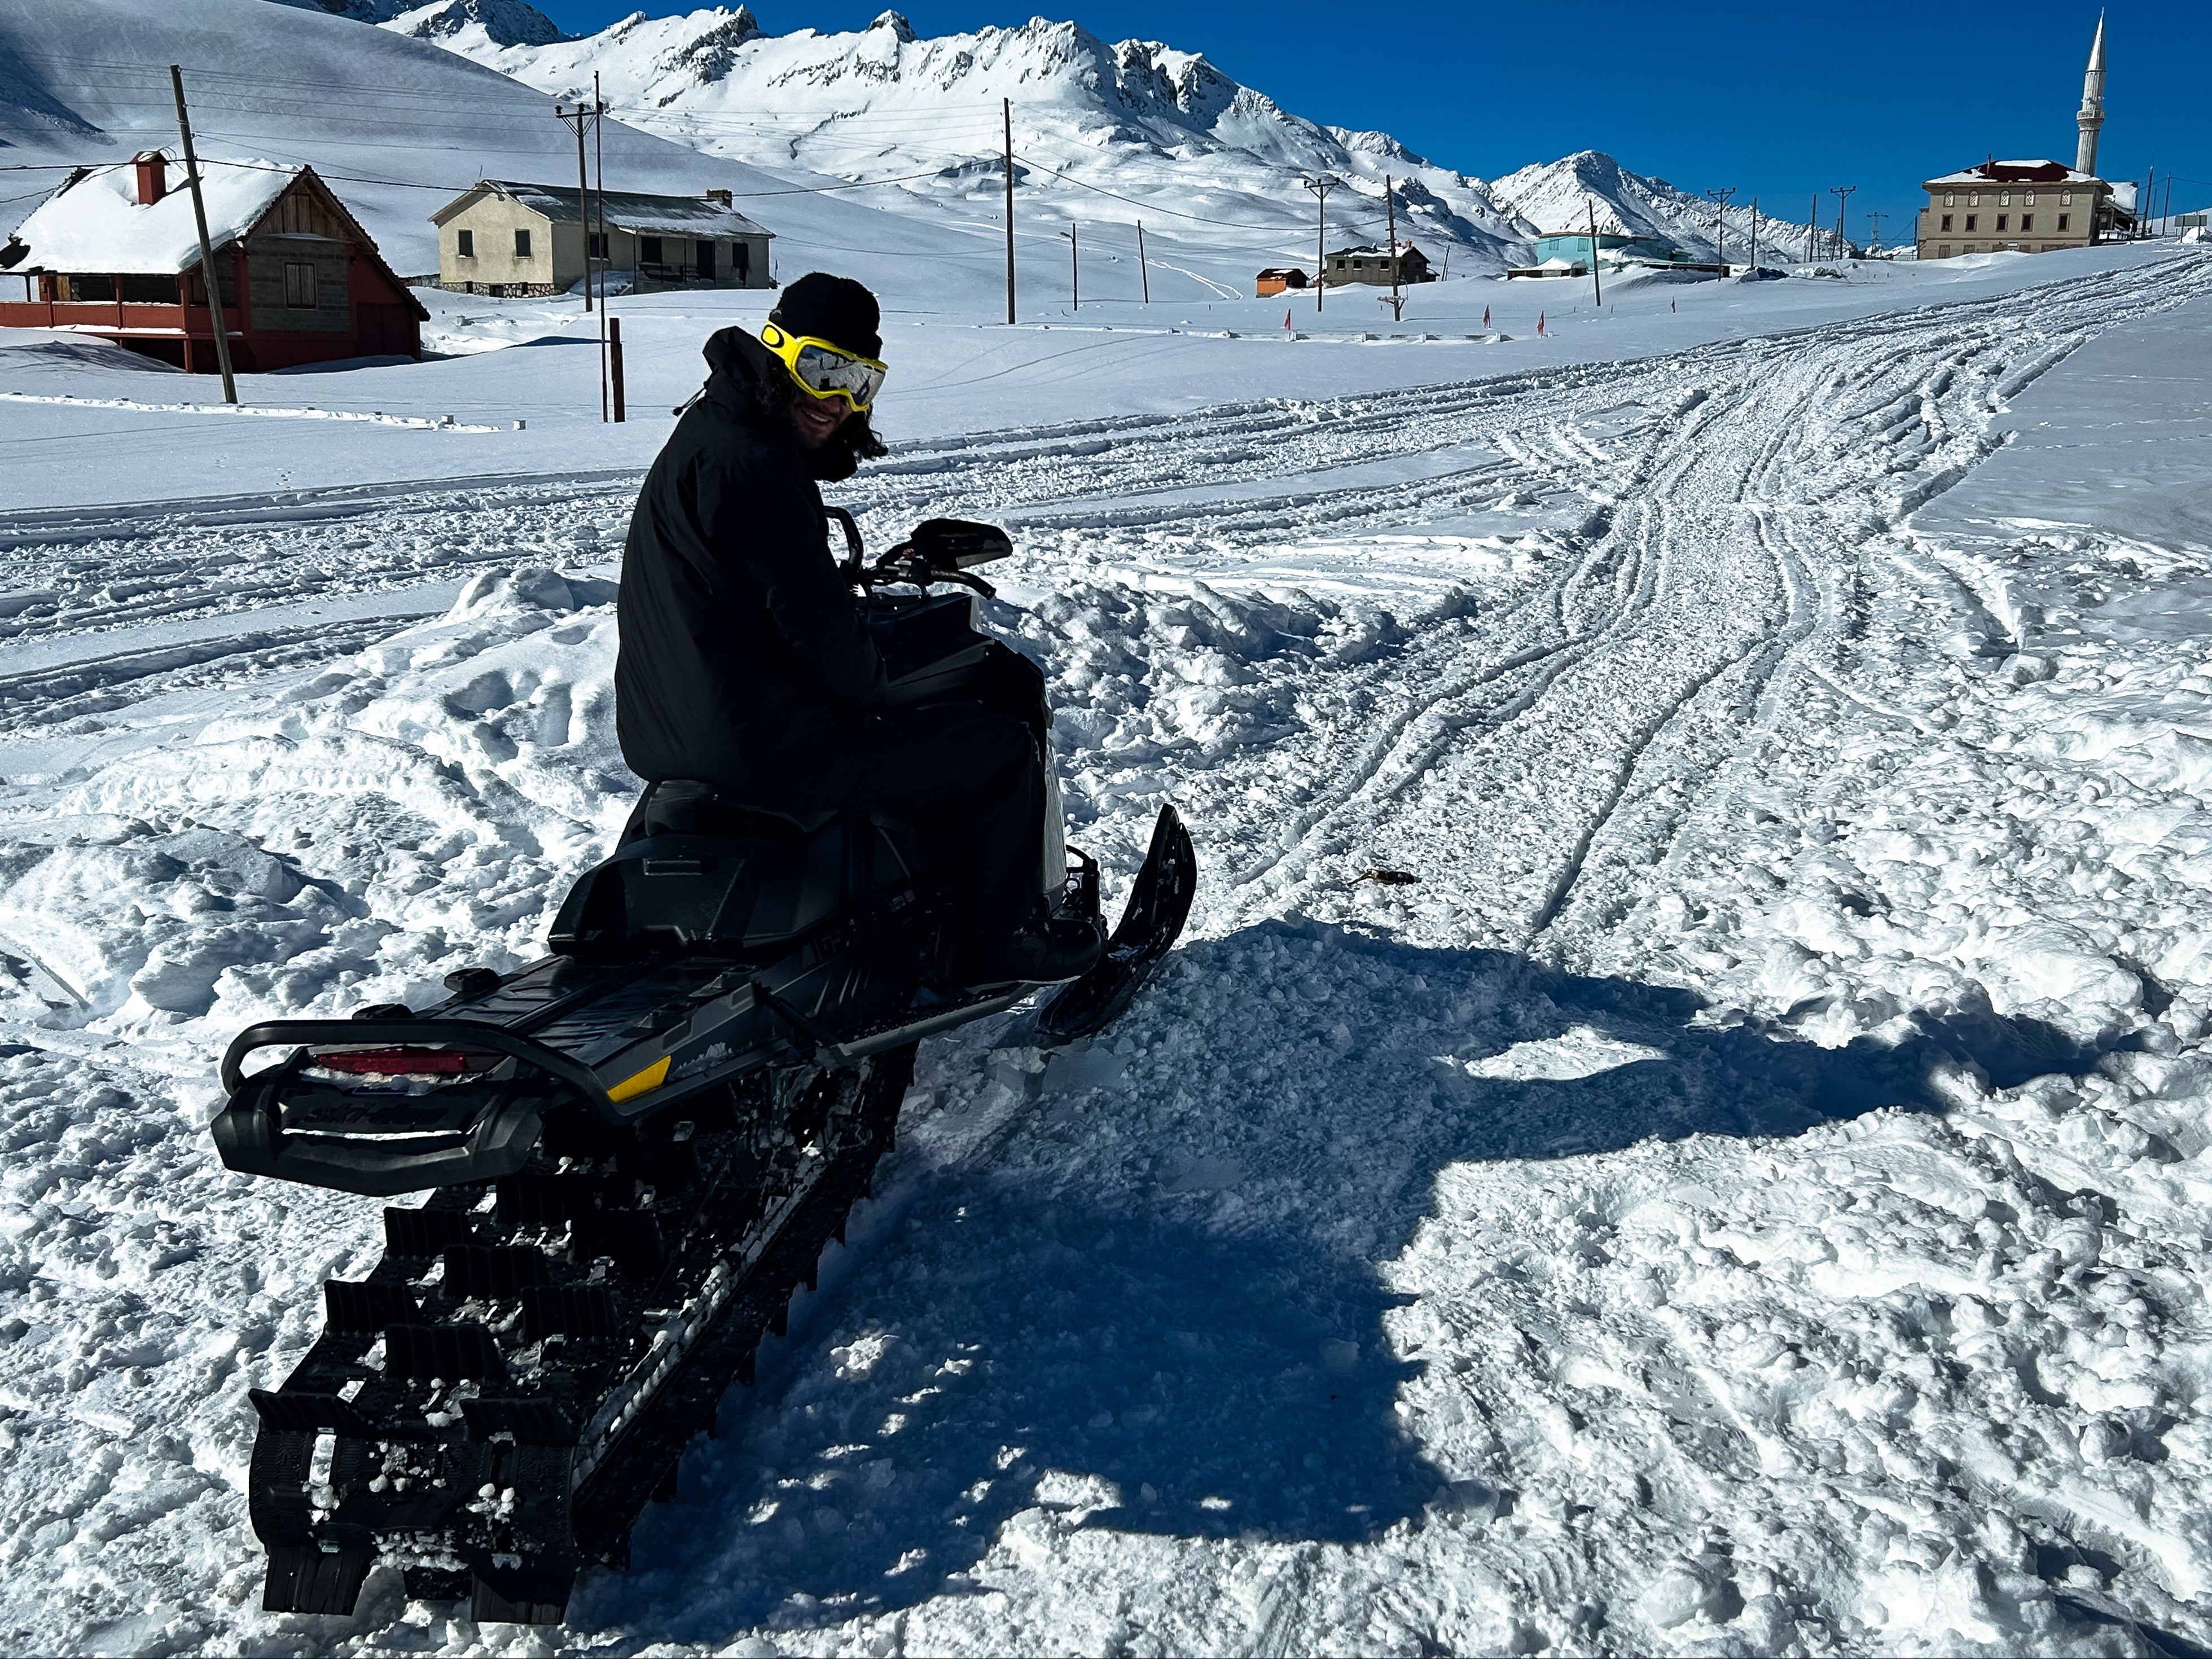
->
<box><xmin>7</xmin><ymin>156</ymin><xmax>296</xmax><ymax>275</ymax></box>
<box><xmin>8</xmin><ymin>2</ymin><xmax>2212</xmax><ymax>1654</ymax></box>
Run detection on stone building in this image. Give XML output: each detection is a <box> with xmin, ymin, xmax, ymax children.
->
<box><xmin>431</xmin><ymin>181</ymin><xmax>775</xmax><ymax>297</ymax></box>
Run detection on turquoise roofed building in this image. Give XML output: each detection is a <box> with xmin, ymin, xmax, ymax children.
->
<box><xmin>1530</xmin><ymin>230</ymin><xmax>1689</xmax><ymax>269</ymax></box>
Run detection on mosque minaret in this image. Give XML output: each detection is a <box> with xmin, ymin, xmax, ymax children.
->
<box><xmin>2075</xmin><ymin>13</ymin><xmax>2106</xmax><ymax>177</ymax></box>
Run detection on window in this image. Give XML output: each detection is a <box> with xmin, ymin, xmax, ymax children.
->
<box><xmin>1995</xmin><ymin>214</ymin><xmax>2009</xmax><ymax>231</ymax></box>
<box><xmin>1945</xmin><ymin>192</ymin><xmax>1956</xmax><ymax>205</ymax></box>
<box><xmin>514</xmin><ymin>228</ymin><xmax>532</xmax><ymax>258</ymax></box>
<box><xmin>696</xmin><ymin>239</ymin><xmax>715</xmax><ymax>278</ymax></box>
<box><xmin>457</xmin><ymin>228</ymin><xmax>474</xmax><ymax>258</ymax></box>
<box><xmin>283</xmin><ymin>262</ymin><xmax>317</xmax><ymax>308</ymax></box>
<box><xmin>2020</xmin><ymin>214</ymin><xmax>2033</xmax><ymax>232</ymax></box>
<box><xmin>640</xmin><ymin>235</ymin><xmax>663</xmax><ymax>265</ymax></box>
<box><xmin>1938</xmin><ymin>244</ymin><xmax>1952</xmax><ymax>258</ymax></box>
<box><xmin>1964</xmin><ymin>215</ymin><xmax>1978</xmax><ymax>231</ymax></box>
<box><xmin>1999</xmin><ymin>191</ymin><xmax>2011</xmax><ymax>206</ymax></box>
<box><xmin>2057</xmin><ymin>213</ymin><xmax>2070</xmax><ymax>231</ymax></box>
<box><xmin>588</xmin><ymin>231</ymin><xmax>608</xmax><ymax>259</ymax></box>
<box><xmin>63</xmin><ymin>273</ymin><xmax>115</xmax><ymax>301</ymax></box>
<box><xmin>1941</xmin><ymin>214</ymin><xmax>1954</xmax><ymax>231</ymax></box>
<box><xmin>2061</xmin><ymin>191</ymin><xmax>2073</xmax><ymax>205</ymax></box>
<box><xmin>2024</xmin><ymin>191</ymin><xmax>2036</xmax><ymax>205</ymax></box>
<box><xmin>736</xmin><ymin>242</ymin><xmax>750</xmax><ymax>282</ymax></box>
<box><xmin>1969</xmin><ymin>192</ymin><xmax>1980</xmax><ymax>205</ymax></box>
<box><xmin>117</xmin><ymin>274</ymin><xmax>179</xmax><ymax>303</ymax></box>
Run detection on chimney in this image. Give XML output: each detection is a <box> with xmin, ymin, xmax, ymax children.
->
<box><xmin>133</xmin><ymin>151</ymin><xmax>167</xmax><ymax>206</ymax></box>
<box><xmin>705</xmin><ymin>188</ymin><xmax>732</xmax><ymax>208</ymax></box>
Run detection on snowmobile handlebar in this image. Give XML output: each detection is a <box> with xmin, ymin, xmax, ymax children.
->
<box><xmin>830</xmin><ymin>511</ymin><xmax>1015</xmax><ymax>600</ymax></box>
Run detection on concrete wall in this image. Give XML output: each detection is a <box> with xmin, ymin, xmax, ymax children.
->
<box><xmin>244</xmin><ymin>231</ymin><xmax>352</xmax><ymax>332</ymax></box>
<box><xmin>440</xmin><ymin>198</ymin><xmax>568</xmax><ymax>293</ymax></box>
<box><xmin>1917</xmin><ymin>179</ymin><xmax>2100</xmax><ymax>259</ymax></box>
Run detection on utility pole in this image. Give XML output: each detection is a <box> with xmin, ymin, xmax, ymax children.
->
<box><xmin>1867</xmin><ymin>210</ymin><xmax>1885</xmax><ymax>253</ymax></box>
<box><xmin>168</xmin><ymin>65</ymin><xmax>236</xmax><ymax>403</ymax></box>
<box><xmin>1585</xmin><ymin>195</ymin><xmax>1602</xmax><ymax>308</ymax></box>
<box><xmin>1002</xmin><ymin>99</ymin><xmax>1015</xmax><ymax>324</ymax></box>
<box><xmin>1810</xmin><ymin>194</ymin><xmax>1819</xmax><ymax>260</ymax></box>
<box><xmin>1382</xmin><ymin>175</ymin><xmax>1407</xmax><ymax>322</ymax></box>
<box><xmin>1749</xmin><ymin>196</ymin><xmax>1759</xmax><ymax>271</ymax></box>
<box><xmin>555</xmin><ymin>95</ymin><xmax>594</xmax><ymax>311</ymax></box>
<box><xmin>1705</xmin><ymin>186</ymin><xmax>1735</xmax><ymax>269</ymax></box>
<box><xmin>594</xmin><ymin>70</ymin><xmax>607</xmax><ymax>421</ymax></box>
<box><xmin>1062</xmin><ymin>225</ymin><xmax>1077</xmax><ymax>311</ymax></box>
<box><xmin>1830</xmin><ymin>185</ymin><xmax>1858</xmax><ymax>257</ymax></box>
<box><xmin>1138</xmin><ymin>220</ymin><xmax>1148</xmax><ymax>302</ymax></box>
<box><xmin>1301</xmin><ymin>173</ymin><xmax>1338</xmax><ymax>313</ymax></box>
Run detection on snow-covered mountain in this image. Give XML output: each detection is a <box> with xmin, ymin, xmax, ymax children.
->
<box><xmin>1490</xmin><ymin>150</ymin><xmax>1822</xmax><ymax>263</ymax></box>
<box><xmin>381</xmin><ymin>7</ymin><xmax>1818</xmax><ymax>270</ymax></box>
<box><xmin>271</xmin><ymin>0</ymin><xmax>567</xmax><ymax>45</ymax></box>
<box><xmin>388</xmin><ymin>7</ymin><xmax>1535</xmax><ymax>266</ymax></box>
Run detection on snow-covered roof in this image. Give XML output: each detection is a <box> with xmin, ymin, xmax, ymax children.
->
<box><xmin>1923</xmin><ymin>159</ymin><xmax>2105</xmax><ymax>188</ymax></box>
<box><xmin>6</xmin><ymin>156</ymin><xmax>297</xmax><ymax>275</ymax></box>
<box><xmin>435</xmin><ymin>181</ymin><xmax>773</xmax><ymax>240</ymax></box>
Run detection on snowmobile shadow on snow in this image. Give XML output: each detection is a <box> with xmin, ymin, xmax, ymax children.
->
<box><xmin>569</xmin><ymin>922</ymin><xmax>2121</xmax><ymax>1637</ymax></box>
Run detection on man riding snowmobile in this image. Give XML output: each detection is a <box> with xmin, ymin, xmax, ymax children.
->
<box><xmin>207</xmin><ymin>272</ymin><xmax>1196</xmax><ymax>1626</ymax></box>
<box><xmin>613</xmin><ymin>272</ymin><xmax>1104</xmax><ymax>989</ymax></box>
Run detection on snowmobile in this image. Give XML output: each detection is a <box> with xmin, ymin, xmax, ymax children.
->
<box><xmin>208</xmin><ymin>511</ymin><xmax>1196</xmax><ymax>1625</ymax></box>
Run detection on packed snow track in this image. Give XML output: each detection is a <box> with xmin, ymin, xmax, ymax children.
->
<box><xmin>6</xmin><ymin>253</ymin><xmax>2212</xmax><ymax>1656</ymax></box>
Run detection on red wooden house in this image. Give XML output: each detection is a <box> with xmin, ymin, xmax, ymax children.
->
<box><xmin>0</xmin><ymin>152</ymin><xmax>425</xmax><ymax>373</ymax></box>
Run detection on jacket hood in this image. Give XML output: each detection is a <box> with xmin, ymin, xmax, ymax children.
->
<box><xmin>695</xmin><ymin>324</ymin><xmax>876</xmax><ymax>484</ymax></box>
<box><xmin>703</xmin><ymin>326</ymin><xmax>780</xmax><ymax>422</ymax></box>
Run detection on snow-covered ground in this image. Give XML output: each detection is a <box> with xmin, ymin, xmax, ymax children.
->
<box><xmin>5</xmin><ymin>193</ymin><xmax>2212</xmax><ymax>1656</ymax></box>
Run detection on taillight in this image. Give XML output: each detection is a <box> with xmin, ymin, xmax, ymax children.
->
<box><xmin>311</xmin><ymin>1047</ymin><xmax>499</xmax><ymax>1078</ymax></box>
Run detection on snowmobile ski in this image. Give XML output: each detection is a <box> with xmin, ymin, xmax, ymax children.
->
<box><xmin>1036</xmin><ymin>804</ymin><xmax>1196</xmax><ymax>1047</ymax></box>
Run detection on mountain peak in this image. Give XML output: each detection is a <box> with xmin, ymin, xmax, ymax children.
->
<box><xmin>868</xmin><ymin>10</ymin><xmax>916</xmax><ymax>42</ymax></box>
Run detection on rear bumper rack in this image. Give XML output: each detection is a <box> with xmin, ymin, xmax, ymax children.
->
<box><xmin>213</xmin><ymin>1020</ymin><xmax>624</xmax><ymax>1197</ymax></box>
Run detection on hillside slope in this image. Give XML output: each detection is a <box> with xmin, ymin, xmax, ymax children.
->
<box><xmin>0</xmin><ymin>0</ymin><xmax>1008</xmax><ymax>287</ymax></box>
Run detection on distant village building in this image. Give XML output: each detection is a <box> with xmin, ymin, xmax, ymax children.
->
<box><xmin>1254</xmin><ymin>266</ymin><xmax>1308</xmax><ymax>297</ymax></box>
<box><xmin>0</xmin><ymin>153</ymin><xmax>424</xmax><ymax>372</ymax></box>
<box><xmin>1318</xmin><ymin>244</ymin><xmax>1434</xmax><ymax>288</ymax></box>
<box><xmin>431</xmin><ymin>181</ymin><xmax>775</xmax><ymax>297</ymax></box>
<box><xmin>1526</xmin><ymin>230</ymin><xmax>1689</xmax><ymax>272</ymax></box>
<box><xmin>1916</xmin><ymin>20</ymin><xmax>2132</xmax><ymax>260</ymax></box>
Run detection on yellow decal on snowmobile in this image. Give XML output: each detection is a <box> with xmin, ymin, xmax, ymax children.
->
<box><xmin>607</xmin><ymin>1056</ymin><xmax>672</xmax><ymax>1104</ymax></box>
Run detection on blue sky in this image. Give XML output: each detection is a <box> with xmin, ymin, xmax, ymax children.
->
<box><xmin>530</xmin><ymin>1</ymin><xmax>2210</xmax><ymax>236</ymax></box>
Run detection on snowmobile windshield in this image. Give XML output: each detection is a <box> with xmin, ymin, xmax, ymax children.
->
<box><xmin>761</xmin><ymin>323</ymin><xmax>887</xmax><ymax>412</ymax></box>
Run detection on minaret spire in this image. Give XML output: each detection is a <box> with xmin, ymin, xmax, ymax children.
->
<box><xmin>2075</xmin><ymin>11</ymin><xmax>2106</xmax><ymax>176</ymax></box>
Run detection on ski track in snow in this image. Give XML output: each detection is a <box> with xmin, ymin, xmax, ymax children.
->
<box><xmin>5</xmin><ymin>255</ymin><xmax>2212</xmax><ymax>1654</ymax></box>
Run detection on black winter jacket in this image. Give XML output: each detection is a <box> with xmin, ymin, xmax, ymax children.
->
<box><xmin>615</xmin><ymin>327</ymin><xmax>888</xmax><ymax>795</ymax></box>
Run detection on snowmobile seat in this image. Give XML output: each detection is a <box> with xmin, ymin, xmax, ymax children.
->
<box><xmin>550</xmin><ymin>813</ymin><xmax>914</xmax><ymax>964</ymax></box>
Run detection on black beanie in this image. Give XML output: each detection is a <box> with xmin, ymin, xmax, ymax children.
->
<box><xmin>769</xmin><ymin>272</ymin><xmax>882</xmax><ymax>359</ymax></box>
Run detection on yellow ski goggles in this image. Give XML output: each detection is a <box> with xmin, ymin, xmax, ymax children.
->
<box><xmin>761</xmin><ymin>321</ymin><xmax>888</xmax><ymax>412</ymax></box>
